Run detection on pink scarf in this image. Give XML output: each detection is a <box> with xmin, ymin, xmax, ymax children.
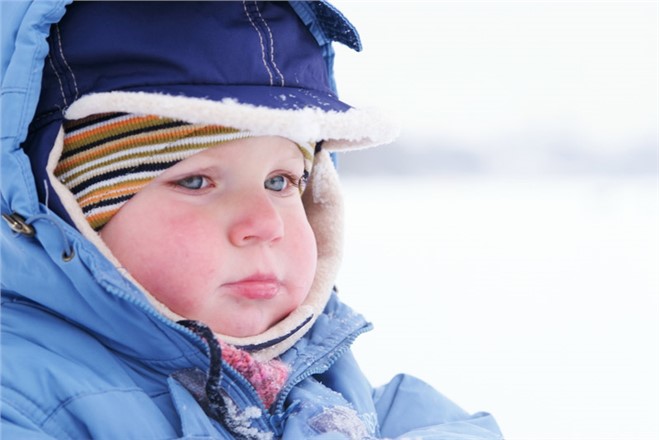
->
<box><xmin>220</xmin><ymin>342</ymin><xmax>290</xmax><ymax>409</ymax></box>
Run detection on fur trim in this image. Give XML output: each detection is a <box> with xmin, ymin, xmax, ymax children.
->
<box><xmin>64</xmin><ymin>92</ymin><xmax>399</xmax><ymax>151</ymax></box>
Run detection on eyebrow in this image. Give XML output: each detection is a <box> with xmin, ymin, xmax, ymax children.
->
<box><xmin>282</xmin><ymin>146</ymin><xmax>307</xmax><ymax>162</ymax></box>
<box><xmin>156</xmin><ymin>162</ymin><xmax>219</xmax><ymax>181</ymax></box>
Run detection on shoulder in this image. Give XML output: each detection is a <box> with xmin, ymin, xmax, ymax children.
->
<box><xmin>373</xmin><ymin>374</ymin><xmax>503</xmax><ymax>439</ymax></box>
<box><xmin>1</xmin><ymin>297</ymin><xmax>172</xmax><ymax>437</ymax></box>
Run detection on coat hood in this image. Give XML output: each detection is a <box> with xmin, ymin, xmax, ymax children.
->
<box><xmin>1</xmin><ymin>1</ymin><xmax>396</xmax><ymax>360</ymax></box>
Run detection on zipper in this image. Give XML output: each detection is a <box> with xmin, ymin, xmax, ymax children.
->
<box><xmin>272</xmin><ymin>321</ymin><xmax>373</xmax><ymax>416</ymax></box>
<box><xmin>220</xmin><ymin>360</ymin><xmax>275</xmax><ymax>432</ymax></box>
<box><xmin>99</xmin><ymin>279</ymin><xmax>209</xmax><ymax>359</ymax></box>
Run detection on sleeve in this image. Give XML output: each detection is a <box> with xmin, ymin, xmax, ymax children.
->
<box><xmin>373</xmin><ymin>374</ymin><xmax>503</xmax><ymax>439</ymax></box>
<box><xmin>1</xmin><ymin>402</ymin><xmax>57</xmax><ymax>440</ymax></box>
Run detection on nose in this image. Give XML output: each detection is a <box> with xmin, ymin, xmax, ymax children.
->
<box><xmin>227</xmin><ymin>192</ymin><xmax>284</xmax><ymax>246</ymax></box>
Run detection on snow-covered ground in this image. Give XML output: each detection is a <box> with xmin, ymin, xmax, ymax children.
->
<box><xmin>336</xmin><ymin>174</ymin><xmax>658</xmax><ymax>440</ymax></box>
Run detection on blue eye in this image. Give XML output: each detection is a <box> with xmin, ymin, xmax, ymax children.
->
<box><xmin>176</xmin><ymin>175</ymin><xmax>208</xmax><ymax>190</ymax></box>
<box><xmin>264</xmin><ymin>175</ymin><xmax>288</xmax><ymax>192</ymax></box>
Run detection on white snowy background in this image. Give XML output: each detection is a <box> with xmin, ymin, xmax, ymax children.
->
<box><xmin>330</xmin><ymin>2</ymin><xmax>658</xmax><ymax>439</ymax></box>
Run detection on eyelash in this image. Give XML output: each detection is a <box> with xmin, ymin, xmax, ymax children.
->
<box><xmin>266</xmin><ymin>171</ymin><xmax>308</xmax><ymax>193</ymax></box>
<box><xmin>172</xmin><ymin>175</ymin><xmax>212</xmax><ymax>191</ymax></box>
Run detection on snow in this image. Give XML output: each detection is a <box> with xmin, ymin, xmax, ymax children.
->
<box><xmin>336</xmin><ymin>174</ymin><xmax>659</xmax><ymax>440</ymax></box>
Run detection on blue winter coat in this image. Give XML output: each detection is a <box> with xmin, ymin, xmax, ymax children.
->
<box><xmin>1</xmin><ymin>1</ymin><xmax>503</xmax><ymax>438</ymax></box>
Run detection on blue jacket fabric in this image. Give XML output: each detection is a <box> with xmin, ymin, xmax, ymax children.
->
<box><xmin>1</xmin><ymin>1</ymin><xmax>503</xmax><ymax>438</ymax></box>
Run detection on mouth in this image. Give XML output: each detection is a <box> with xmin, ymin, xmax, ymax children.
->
<box><xmin>223</xmin><ymin>274</ymin><xmax>281</xmax><ymax>300</ymax></box>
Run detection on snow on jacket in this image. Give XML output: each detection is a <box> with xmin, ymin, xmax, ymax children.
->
<box><xmin>1</xmin><ymin>1</ymin><xmax>503</xmax><ymax>438</ymax></box>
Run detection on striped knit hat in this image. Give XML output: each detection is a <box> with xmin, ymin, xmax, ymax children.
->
<box><xmin>55</xmin><ymin>113</ymin><xmax>314</xmax><ymax>231</ymax></box>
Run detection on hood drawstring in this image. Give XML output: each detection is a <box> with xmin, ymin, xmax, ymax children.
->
<box><xmin>178</xmin><ymin>320</ymin><xmax>255</xmax><ymax>440</ymax></box>
<box><xmin>178</xmin><ymin>321</ymin><xmax>224</xmax><ymax>408</ymax></box>
<box><xmin>178</xmin><ymin>320</ymin><xmax>272</xmax><ymax>440</ymax></box>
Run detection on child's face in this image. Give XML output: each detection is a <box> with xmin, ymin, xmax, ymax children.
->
<box><xmin>100</xmin><ymin>136</ymin><xmax>317</xmax><ymax>337</ymax></box>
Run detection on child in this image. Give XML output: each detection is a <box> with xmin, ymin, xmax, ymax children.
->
<box><xmin>1</xmin><ymin>2</ymin><xmax>502</xmax><ymax>439</ymax></box>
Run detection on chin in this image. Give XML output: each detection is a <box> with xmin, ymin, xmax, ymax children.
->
<box><xmin>213</xmin><ymin>322</ymin><xmax>269</xmax><ymax>339</ymax></box>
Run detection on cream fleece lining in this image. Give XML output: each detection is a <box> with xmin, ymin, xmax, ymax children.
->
<box><xmin>64</xmin><ymin>92</ymin><xmax>399</xmax><ymax>152</ymax></box>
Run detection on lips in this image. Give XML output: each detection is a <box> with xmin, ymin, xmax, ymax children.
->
<box><xmin>223</xmin><ymin>274</ymin><xmax>280</xmax><ymax>300</ymax></box>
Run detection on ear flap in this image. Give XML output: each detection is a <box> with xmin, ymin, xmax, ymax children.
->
<box><xmin>302</xmin><ymin>148</ymin><xmax>344</xmax><ymax>300</ymax></box>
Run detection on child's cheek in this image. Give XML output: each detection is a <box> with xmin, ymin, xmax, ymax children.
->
<box><xmin>140</xmin><ymin>208</ymin><xmax>222</xmax><ymax>312</ymax></box>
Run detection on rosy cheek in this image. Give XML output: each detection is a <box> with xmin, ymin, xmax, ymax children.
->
<box><xmin>138</xmin><ymin>211</ymin><xmax>221</xmax><ymax>311</ymax></box>
<box><xmin>288</xmin><ymin>219</ymin><xmax>317</xmax><ymax>296</ymax></box>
